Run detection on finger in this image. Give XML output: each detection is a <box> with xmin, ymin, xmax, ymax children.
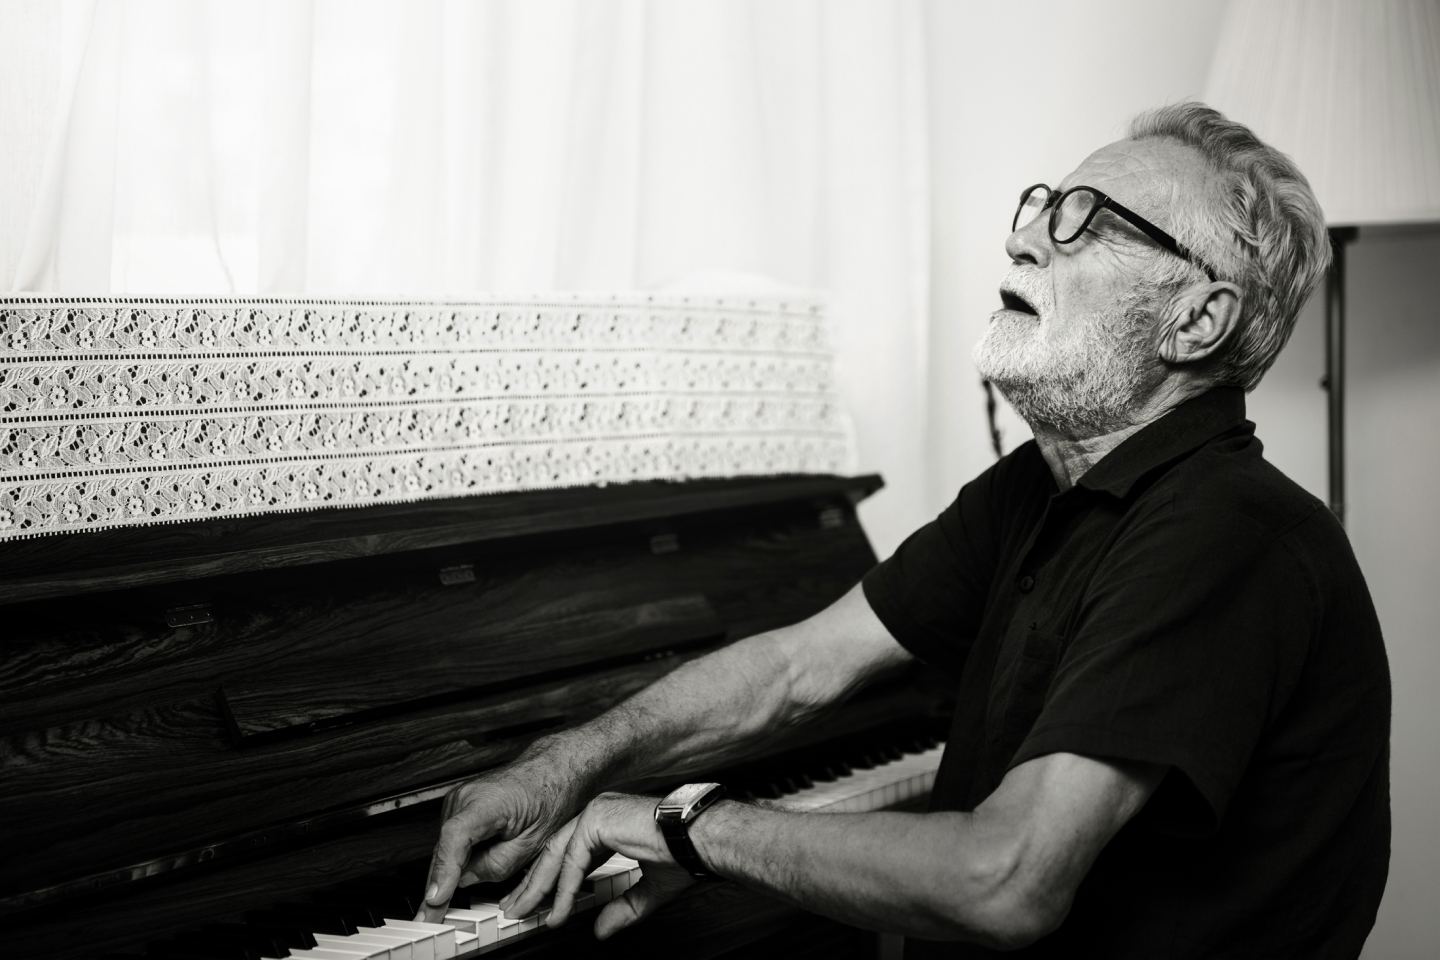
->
<box><xmin>595</xmin><ymin>875</ymin><xmax>670</xmax><ymax>940</ymax></box>
<box><xmin>503</xmin><ymin>817</ymin><xmax>578</xmax><ymax>919</ymax></box>
<box><xmin>462</xmin><ymin>832</ymin><xmax>539</xmax><ymax>885</ymax></box>
<box><xmin>418</xmin><ymin>811</ymin><xmax>501</xmax><ymax>922</ymax></box>
<box><xmin>549</xmin><ymin>820</ymin><xmax>612</xmax><ymax>928</ymax></box>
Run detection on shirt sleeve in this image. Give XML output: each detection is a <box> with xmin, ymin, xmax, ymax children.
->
<box><xmin>1010</xmin><ymin>497</ymin><xmax>1319</xmax><ymax>834</ymax></box>
<box><xmin>861</xmin><ymin>446</ymin><xmax>1027</xmax><ymax>678</ymax></box>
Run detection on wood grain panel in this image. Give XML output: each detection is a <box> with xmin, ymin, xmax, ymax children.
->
<box><xmin>0</xmin><ymin>658</ymin><xmax>675</xmax><ymax>896</ymax></box>
<box><xmin>0</xmin><ymin>504</ymin><xmax>870</xmax><ymax>739</ymax></box>
<box><xmin>221</xmin><ymin>592</ymin><xmax>723</xmax><ymax>741</ymax></box>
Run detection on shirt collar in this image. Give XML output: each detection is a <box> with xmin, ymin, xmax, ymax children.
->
<box><xmin>1075</xmin><ymin>387</ymin><xmax>1249</xmax><ymax>499</ymax></box>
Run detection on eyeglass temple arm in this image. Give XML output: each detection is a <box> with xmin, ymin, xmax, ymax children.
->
<box><xmin>1101</xmin><ymin>199</ymin><xmax>1218</xmax><ymax>282</ymax></box>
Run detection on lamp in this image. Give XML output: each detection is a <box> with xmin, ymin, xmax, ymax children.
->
<box><xmin>1202</xmin><ymin>0</ymin><xmax>1440</xmax><ymax>525</ymax></box>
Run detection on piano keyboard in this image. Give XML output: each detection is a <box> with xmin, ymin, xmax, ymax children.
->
<box><xmin>122</xmin><ymin>733</ymin><xmax>944</xmax><ymax>960</ymax></box>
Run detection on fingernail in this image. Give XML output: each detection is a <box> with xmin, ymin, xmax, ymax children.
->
<box><xmin>426</xmin><ymin>883</ymin><xmax>439</xmax><ymax>904</ymax></box>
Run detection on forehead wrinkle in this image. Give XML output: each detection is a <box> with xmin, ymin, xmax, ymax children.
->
<box><xmin>1060</xmin><ymin>139</ymin><xmax>1204</xmax><ymax>232</ymax></box>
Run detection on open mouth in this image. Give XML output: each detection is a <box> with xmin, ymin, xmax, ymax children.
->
<box><xmin>999</xmin><ymin>289</ymin><xmax>1038</xmax><ymax>316</ymax></box>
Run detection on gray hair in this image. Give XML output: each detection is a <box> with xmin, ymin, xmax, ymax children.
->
<box><xmin>1128</xmin><ymin>102</ymin><xmax>1332</xmax><ymax>390</ymax></box>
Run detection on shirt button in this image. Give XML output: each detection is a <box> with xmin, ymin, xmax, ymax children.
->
<box><xmin>1017</xmin><ymin>574</ymin><xmax>1036</xmax><ymax>593</ymax></box>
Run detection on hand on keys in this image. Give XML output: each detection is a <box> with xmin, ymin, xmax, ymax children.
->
<box><xmin>500</xmin><ymin>792</ymin><xmax>697</xmax><ymax>941</ymax></box>
<box><xmin>418</xmin><ymin>747</ymin><xmax>588</xmax><ymax>924</ymax></box>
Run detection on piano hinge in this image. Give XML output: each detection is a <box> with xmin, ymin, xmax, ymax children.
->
<box><xmin>649</xmin><ymin>532</ymin><xmax>680</xmax><ymax>555</ymax></box>
<box><xmin>438</xmin><ymin>563</ymin><xmax>477</xmax><ymax>586</ymax></box>
<box><xmin>164</xmin><ymin>602</ymin><xmax>214</xmax><ymax>628</ymax></box>
<box><xmin>818</xmin><ymin>506</ymin><xmax>845</xmax><ymax>529</ymax></box>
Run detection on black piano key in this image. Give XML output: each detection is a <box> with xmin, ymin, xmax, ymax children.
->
<box><xmin>463</xmin><ymin>879</ymin><xmax>514</xmax><ymax>905</ymax></box>
<box><xmin>284</xmin><ymin>900</ymin><xmax>358</xmax><ymax>935</ymax></box>
<box><xmin>332</xmin><ymin>877</ymin><xmax>416</xmax><ymax>920</ymax></box>
<box><xmin>241</xmin><ymin>909</ymin><xmax>320</xmax><ymax>949</ymax></box>
<box><xmin>307</xmin><ymin>892</ymin><xmax>382</xmax><ymax>929</ymax></box>
<box><xmin>392</xmin><ymin>859</ymin><xmax>439</xmax><ymax>908</ymax></box>
<box><xmin>395</xmin><ymin>858</ymin><xmax>433</xmax><ymax>890</ymax></box>
<box><xmin>150</xmin><ymin>944</ymin><xmax>255</xmax><ymax>960</ymax></box>
<box><xmin>146</xmin><ymin>946</ymin><xmax>243</xmax><ymax>960</ymax></box>
<box><xmin>794</xmin><ymin>754</ymin><xmax>832</xmax><ymax>781</ymax></box>
<box><xmin>192</xmin><ymin>923</ymin><xmax>289</xmax><ymax>959</ymax></box>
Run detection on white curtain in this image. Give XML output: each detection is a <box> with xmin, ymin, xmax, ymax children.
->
<box><xmin>1</xmin><ymin>0</ymin><xmax>931</xmax><ymax>553</ymax></box>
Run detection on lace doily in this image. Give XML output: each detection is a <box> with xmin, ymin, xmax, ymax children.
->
<box><xmin>0</xmin><ymin>295</ymin><xmax>855</xmax><ymax>540</ymax></box>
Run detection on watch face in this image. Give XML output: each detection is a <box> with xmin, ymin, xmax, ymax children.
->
<box><xmin>666</xmin><ymin>783</ymin><xmax>716</xmax><ymax>809</ymax></box>
<box><xmin>657</xmin><ymin>782</ymin><xmax>723</xmax><ymax>820</ymax></box>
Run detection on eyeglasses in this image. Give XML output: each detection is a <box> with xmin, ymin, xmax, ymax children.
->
<box><xmin>1012</xmin><ymin>183</ymin><xmax>1219</xmax><ymax>282</ymax></box>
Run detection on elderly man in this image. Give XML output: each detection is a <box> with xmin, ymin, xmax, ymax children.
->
<box><xmin>417</xmin><ymin>103</ymin><xmax>1390</xmax><ymax>958</ymax></box>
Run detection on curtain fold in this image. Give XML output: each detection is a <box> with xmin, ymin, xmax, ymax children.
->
<box><xmin>1</xmin><ymin>0</ymin><xmax>931</xmax><ymax>552</ymax></box>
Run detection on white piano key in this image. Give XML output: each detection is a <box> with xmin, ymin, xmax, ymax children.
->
<box><xmin>373</xmin><ymin>921</ymin><xmax>438</xmax><ymax>960</ymax></box>
<box><xmin>313</xmin><ymin>933</ymin><xmax>393</xmax><ymax>959</ymax></box>
<box><xmin>287</xmin><ymin>950</ymin><xmax>372</xmax><ymax>960</ymax></box>
<box><xmin>586</xmin><ymin>857</ymin><xmax>630</xmax><ymax>904</ymax></box>
<box><xmin>347</xmin><ymin>930</ymin><xmax>413</xmax><ymax>960</ymax></box>
<box><xmin>444</xmin><ymin>906</ymin><xmax>499</xmax><ymax>945</ymax></box>
<box><xmin>496</xmin><ymin>912</ymin><xmax>527</xmax><ymax>940</ymax></box>
<box><xmin>362</xmin><ymin>927</ymin><xmax>429</xmax><ymax>960</ymax></box>
<box><xmin>382</xmin><ymin>920</ymin><xmax>455</xmax><ymax>960</ymax></box>
<box><xmin>452</xmin><ymin>929</ymin><xmax>479</xmax><ymax>956</ymax></box>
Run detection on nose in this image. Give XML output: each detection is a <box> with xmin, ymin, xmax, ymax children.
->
<box><xmin>1004</xmin><ymin>213</ymin><xmax>1052</xmax><ymax>268</ymax></box>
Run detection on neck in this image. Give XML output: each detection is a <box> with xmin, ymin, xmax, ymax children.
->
<box><xmin>1030</xmin><ymin>379</ymin><xmax>1202</xmax><ymax>490</ymax></box>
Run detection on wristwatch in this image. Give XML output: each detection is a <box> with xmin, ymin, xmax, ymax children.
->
<box><xmin>654</xmin><ymin>782</ymin><xmax>726</xmax><ymax>878</ymax></box>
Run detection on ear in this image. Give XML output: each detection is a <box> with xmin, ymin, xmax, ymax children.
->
<box><xmin>1156</xmin><ymin>282</ymin><xmax>1243</xmax><ymax>366</ymax></box>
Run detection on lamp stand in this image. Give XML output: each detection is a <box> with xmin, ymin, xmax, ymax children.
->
<box><xmin>1324</xmin><ymin>226</ymin><xmax>1358</xmax><ymax>526</ymax></box>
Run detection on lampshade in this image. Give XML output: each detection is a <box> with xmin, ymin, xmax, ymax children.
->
<box><xmin>1203</xmin><ymin>0</ymin><xmax>1440</xmax><ymax>226</ymax></box>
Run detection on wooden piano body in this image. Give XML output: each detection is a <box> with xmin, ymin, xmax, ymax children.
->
<box><xmin>0</xmin><ymin>474</ymin><xmax>949</xmax><ymax>959</ymax></box>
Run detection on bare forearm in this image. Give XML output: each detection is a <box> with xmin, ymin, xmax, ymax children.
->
<box><xmin>529</xmin><ymin>584</ymin><xmax>909</xmax><ymax>792</ymax></box>
<box><xmin>535</xmin><ymin>628</ymin><xmax>805</xmax><ymax>789</ymax></box>
<box><xmin>689</xmin><ymin>803</ymin><xmax>1033</xmax><ymax>946</ymax></box>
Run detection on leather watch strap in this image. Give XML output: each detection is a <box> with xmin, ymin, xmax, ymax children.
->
<box><xmin>659</xmin><ymin>814</ymin><xmax>714</xmax><ymax>878</ymax></box>
<box><xmin>655</xmin><ymin>782</ymin><xmax>726</xmax><ymax>878</ymax></box>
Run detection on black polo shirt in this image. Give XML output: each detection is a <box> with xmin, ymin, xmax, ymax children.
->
<box><xmin>863</xmin><ymin>387</ymin><xmax>1390</xmax><ymax>959</ymax></box>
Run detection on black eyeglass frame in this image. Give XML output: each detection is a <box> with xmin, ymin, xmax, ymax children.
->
<box><xmin>1013</xmin><ymin>183</ymin><xmax>1219</xmax><ymax>283</ymax></box>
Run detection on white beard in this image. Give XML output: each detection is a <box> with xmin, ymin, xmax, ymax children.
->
<box><xmin>973</xmin><ymin>288</ymin><xmax>1158</xmax><ymax>436</ymax></box>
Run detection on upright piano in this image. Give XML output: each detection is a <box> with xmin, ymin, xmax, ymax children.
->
<box><xmin>0</xmin><ymin>294</ymin><xmax>949</xmax><ymax>958</ymax></box>
<box><xmin>0</xmin><ymin>474</ymin><xmax>954</xmax><ymax>960</ymax></box>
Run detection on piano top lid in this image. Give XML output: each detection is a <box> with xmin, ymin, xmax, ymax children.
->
<box><xmin>0</xmin><ymin>473</ymin><xmax>882</xmax><ymax>606</ymax></box>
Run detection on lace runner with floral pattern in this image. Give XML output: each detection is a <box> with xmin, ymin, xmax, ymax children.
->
<box><xmin>0</xmin><ymin>295</ymin><xmax>855</xmax><ymax>540</ymax></box>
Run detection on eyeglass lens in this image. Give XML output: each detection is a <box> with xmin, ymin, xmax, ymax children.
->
<box><xmin>1013</xmin><ymin>185</ymin><xmax>1050</xmax><ymax>233</ymax></box>
<box><xmin>1012</xmin><ymin>185</ymin><xmax>1100</xmax><ymax>244</ymax></box>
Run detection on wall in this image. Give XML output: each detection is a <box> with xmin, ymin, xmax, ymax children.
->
<box><xmin>1254</xmin><ymin>226</ymin><xmax>1440</xmax><ymax>960</ymax></box>
<box><xmin>1348</xmin><ymin>227</ymin><xmax>1440</xmax><ymax>960</ymax></box>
